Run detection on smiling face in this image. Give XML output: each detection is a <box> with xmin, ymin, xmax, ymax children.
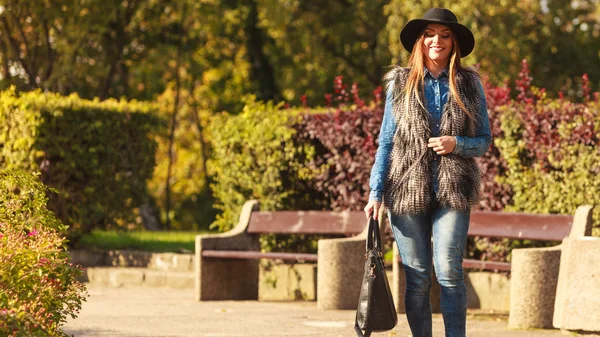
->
<box><xmin>422</xmin><ymin>23</ymin><xmax>454</xmax><ymax>66</ymax></box>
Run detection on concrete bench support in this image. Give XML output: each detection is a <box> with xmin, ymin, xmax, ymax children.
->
<box><xmin>316</xmin><ymin>234</ymin><xmax>366</xmax><ymax>309</ymax></box>
<box><xmin>317</xmin><ymin>208</ymin><xmax>384</xmax><ymax>310</ymax></box>
<box><xmin>508</xmin><ymin>205</ymin><xmax>594</xmax><ymax>329</ymax></box>
<box><xmin>195</xmin><ymin>200</ymin><xmax>260</xmax><ymax>301</ymax></box>
<box><xmin>553</xmin><ymin>213</ymin><xmax>600</xmax><ymax>332</ymax></box>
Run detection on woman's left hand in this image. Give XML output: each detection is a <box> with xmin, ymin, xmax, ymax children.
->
<box><xmin>427</xmin><ymin>136</ymin><xmax>456</xmax><ymax>155</ymax></box>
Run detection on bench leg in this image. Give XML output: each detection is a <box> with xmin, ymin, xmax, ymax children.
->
<box><xmin>553</xmin><ymin>237</ymin><xmax>600</xmax><ymax>331</ymax></box>
<box><xmin>196</xmin><ymin>256</ymin><xmax>259</xmax><ymax>301</ymax></box>
<box><xmin>508</xmin><ymin>246</ymin><xmax>561</xmax><ymax>329</ymax></box>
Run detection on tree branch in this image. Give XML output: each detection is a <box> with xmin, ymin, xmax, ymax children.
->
<box><xmin>42</xmin><ymin>18</ymin><xmax>54</xmax><ymax>84</ymax></box>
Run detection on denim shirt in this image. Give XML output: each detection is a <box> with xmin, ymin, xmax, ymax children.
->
<box><xmin>369</xmin><ymin>68</ymin><xmax>492</xmax><ymax>202</ymax></box>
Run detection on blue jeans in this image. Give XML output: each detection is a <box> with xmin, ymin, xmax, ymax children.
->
<box><xmin>388</xmin><ymin>207</ymin><xmax>470</xmax><ymax>337</ymax></box>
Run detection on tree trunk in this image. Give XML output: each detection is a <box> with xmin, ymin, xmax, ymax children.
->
<box><xmin>244</xmin><ymin>0</ymin><xmax>279</xmax><ymax>102</ymax></box>
<box><xmin>139</xmin><ymin>204</ymin><xmax>162</xmax><ymax>231</ymax></box>
<box><xmin>188</xmin><ymin>78</ymin><xmax>210</xmax><ymax>192</ymax></box>
<box><xmin>165</xmin><ymin>1</ymin><xmax>188</xmax><ymax>230</ymax></box>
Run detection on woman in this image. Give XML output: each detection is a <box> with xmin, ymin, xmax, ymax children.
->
<box><xmin>364</xmin><ymin>8</ymin><xmax>491</xmax><ymax>337</ymax></box>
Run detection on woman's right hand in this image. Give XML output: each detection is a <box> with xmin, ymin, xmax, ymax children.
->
<box><xmin>363</xmin><ymin>200</ymin><xmax>382</xmax><ymax>220</ymax></box>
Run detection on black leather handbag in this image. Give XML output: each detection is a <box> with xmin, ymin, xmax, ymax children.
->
<box><xmin>354</xmin><ymin>217</ymin><xmax>397</xmax><ymax>337</ymax></box>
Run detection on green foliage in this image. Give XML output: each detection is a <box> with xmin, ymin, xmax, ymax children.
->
<box><xmin>0</xmin><ymin>87</ymin><xmax>162</xmax><ymax>236</ymax></box>
<box><xmin>385</xmin><ymin>0</ymin><xmax>600</xmax><ymax>96</ymax></box>
<box><xmin>3</xmin><ymin>0</ymin><xmax>600</xmax><ymax>111</ymax></box>
<box><xmin>208</xmin><ymin>96</ymin><xmax>316</xmax><ymax>231</ymax></box>
<box><xmin>257</xmin><ymin>0</ymin><xmax>392</xmax><ymax>105</ymax></box>
<box><xmin>0</xmin><ymin>170</ymin><xmax>87</xmax><ymax>337</ymax></box>
<box><xmin>497</xmin><ymin>99</ymin><xmax>600</xmax><ymax>236</ymax></box>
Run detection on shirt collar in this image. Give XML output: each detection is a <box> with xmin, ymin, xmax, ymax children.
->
<box><xmin>424</xmin><ymin>67</ymin><xmax>449</xmax><ymax>79</ymax></box>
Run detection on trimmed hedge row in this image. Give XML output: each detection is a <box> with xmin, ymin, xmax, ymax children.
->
<box><xmin>208</xmin><ymin>96</ymin><xmax>318</xmax><ymax>232</ymax></box>
<box><xmin>0</xmin><ymin>87</ymin><xmax>162</xmax><ymax>237</ymax></box>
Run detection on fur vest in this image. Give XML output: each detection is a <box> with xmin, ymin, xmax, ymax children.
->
<box><xmin>382</xmin><ymin>66</ymin><xmax>483</xmax><ymax>215</ymax></box>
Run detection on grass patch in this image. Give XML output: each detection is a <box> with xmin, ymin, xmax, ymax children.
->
<box><xmin>74</xmin><ymin>230</ymin><xmax>214</xmax><ymax>252</ymax></box>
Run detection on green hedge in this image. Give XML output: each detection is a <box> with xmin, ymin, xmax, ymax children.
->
<box><xmin>208</xmin><ymin>96</ymin><xmax>317</xmax><ymax>231</ymax></box>
<box><xmin>0</xmin><ymin>87</ymin><xmax>163</xmax><ymax>236</ymax></box>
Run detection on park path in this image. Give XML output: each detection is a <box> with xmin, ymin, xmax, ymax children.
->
<box><xmin>63</xmin><ymin>285</ymin><xmax>583</xmax><ymax>337</ymax></box>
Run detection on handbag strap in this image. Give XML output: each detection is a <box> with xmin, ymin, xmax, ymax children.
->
<box><xmin>366</xmin><ymin>216</ymin><xmax>382</xmax><ymax>252</ymax></box>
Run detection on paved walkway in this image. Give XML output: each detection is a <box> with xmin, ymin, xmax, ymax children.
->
<box><xmin>63</xmin><ymin>285</ymin><xmax>587</xmax><ymax>337</ymax></box>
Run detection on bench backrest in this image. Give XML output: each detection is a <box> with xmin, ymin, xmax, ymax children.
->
<box><xmin>246</xmin><ymin>209</ymin><xmax>574</xmax><ymax>241</ymax></box>
<box><xmin>469</xmin><ymin>211</ymin><xmax>573</xmax><ymax>241</ymax></box>
<box><xmin>247</xmin><ymin>211</ymin><xmax>366</xmax><ymax>235</ymax></box>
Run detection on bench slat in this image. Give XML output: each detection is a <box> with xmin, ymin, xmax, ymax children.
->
<box><xmin>469</xmin><ymin>211</ymin><xmax>572</xmax><ymax>241</ymax></box>
<box><xmin>462</xmin><ymin>259</ymin><xmax>511</xmax><ymax>271</ymax></box>
<box><xmin>201</xmin><ymin>250</ymin><xmax>318</xmax><ymax>262</ymax></box>
<box><xmin>247</xmin><ymin>211</ymin><xmax>366</xmax><ymax>235</ymax></box>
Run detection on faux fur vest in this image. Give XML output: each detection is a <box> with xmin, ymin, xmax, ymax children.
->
<box><xmin>382</xmin><ymin>66</ymin><xmax>483</xmax><ymax>215</ymax></box>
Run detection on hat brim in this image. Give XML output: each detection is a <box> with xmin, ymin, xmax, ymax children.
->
<box><xmin>400</xmin><ymin>19</ymin><xmax>475</xmax><ymax>58</ymax></box>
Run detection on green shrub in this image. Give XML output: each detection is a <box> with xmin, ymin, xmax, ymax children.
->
<box><xmin>497</xmin><ymin>97</ymin><xmax>600</xmax><ymax>236</ymax></box>
<box><xmin>208</xmin><ymin>96</ymin><xmax>316</xmax><ymax>231</ymax></box>
<box><xmin>0</xmin><ymin>87</ymin><xmax>163</xmax><ymax>236</ymax></box>
<box><xmin>0</xmin><ymin>170</ymin><xmax>87</xmax><ymax>337</ymax></box>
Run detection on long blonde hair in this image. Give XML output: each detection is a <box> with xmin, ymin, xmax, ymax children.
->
<box><xmin>403</xmin><ymin>31</ymin><xmax>477</xmax><ymax>119</ymax></box>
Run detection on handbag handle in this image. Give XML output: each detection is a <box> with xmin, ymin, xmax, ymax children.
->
<box><xmin>366</xmin><ymin>216</ymin><xmax>382</xmax><ymax>252</ymax></box>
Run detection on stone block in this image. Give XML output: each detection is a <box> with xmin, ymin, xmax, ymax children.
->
<box><xmin>69</xmin><ymin>250</ymin><xmax>107</xmax><ymax>267</ymax></box>
<box><xmin>259</xmin><ymin>263</ymin><xmax>317</xmax><ymax>301</ymax></box>
<box><xmin>553</xmin><ymin>237</ymin><xmax>600</xmax><ymax>332</ymax></box>
<box><xmin>144</xmin><ymin>270</ymin><xmax>167</xmax><ymax>288</ymax></box>
<box><xmin>165</xmin><ymin>271</ymin><xmax>195</xmax><ymax>289</ymax></box>
<box><xmin>109</xmin><ymin>268</ymin><xmax>145</xmax><ymax>287</ymax></box>
<box><xmin>107</xmin><ymin>250</ymin><xmax>152</xmax><ymax>267</ymax></box>
<box><xmin>149</xmin><ymin>253</ymin><xmax>195</xmax><ymax>272</ymax></box>
<box><xmin>86</xmin><ymin>267</ymin><xmax>111</xmax><ymax>286</ymax></box>
<box><xmin>465</xmin><ymin>271</ymin><xmax>509</xmax><ymax>311</ymax></box>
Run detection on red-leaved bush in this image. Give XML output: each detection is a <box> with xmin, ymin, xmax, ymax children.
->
<box><xmin>295</xmin><ymin>73</ymin><xmax>512</xmax><ymax>214</ymax></box>
<box><xmin>295</xmin><ymin>76</ymin><xmax>384</xmax><ymax>212</ymax></box>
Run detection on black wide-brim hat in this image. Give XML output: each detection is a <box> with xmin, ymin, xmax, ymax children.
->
<box><xmin>400</xmin><ymin>7</ymin><xmax>475</xmax><ymax>58</ymax></box>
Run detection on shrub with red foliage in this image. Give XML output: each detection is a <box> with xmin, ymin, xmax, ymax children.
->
<box><xmin>295</xmin><ymin>73</ymin><xmax>512</xmax><ymax>213</ymax></box>
<box><xmin>295</xmin><ymin>76</ymin><xmax>383</xmax><ymax>211</ymax></box>
<box><xmin>475</xmin><ymin>75</ymin><xmax>512</xmax><ymax>211</ymax></box>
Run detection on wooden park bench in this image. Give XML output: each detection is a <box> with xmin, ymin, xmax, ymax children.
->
<box><xmin>194</xmin><ymin>200</ymin><xmax>367</xmax><ymax>307</ymax></box>
<box><xmin>196</xmin><ymin>200</ymin><xmax>593</xmax><ymax>312</ymax></box>
<box><xmin>390</xmin><ymin>205</ymin><xmax>594</xmax><ymax>313</ymax></box>
<box><xmin>463</xmin><ymin>210</ymin><xmax>575</xmax><ymax>271</ymax></box>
